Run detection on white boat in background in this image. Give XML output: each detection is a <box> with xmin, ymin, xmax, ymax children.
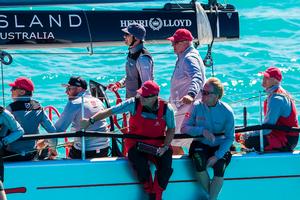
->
<box><xmin>1</xmin><ymin>0</ymin><xmax>300</xmax><ymax>200</ymax></box>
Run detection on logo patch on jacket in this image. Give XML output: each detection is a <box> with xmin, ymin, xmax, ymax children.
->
<box><xmin>154</xmin><ymin>121</ymin><xmax>160</xmax><ymax>126</ymax></box>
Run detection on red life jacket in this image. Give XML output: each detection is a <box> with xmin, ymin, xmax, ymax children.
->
<box><xmin>263</xmin><ymin>88</ymin><xmax>298</xmax><ymax>150</ymax></box>
<box><xmin>125</xmin><ymin>99</ymin><xmax>167</xmax><ymax>152</ymax></box>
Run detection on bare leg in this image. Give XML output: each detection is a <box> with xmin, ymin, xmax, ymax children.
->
<box><xmin>196</xmin><ymin>171</ymin><xmax>210</xmax><ymax>193</ymax></box>
<box><xmin>172</xmin><ymin>146</ymin><xmax>185</xmax><ymax>155</ymax></box>
<box><xmin>0</xmin><ymin>181</ymin><xmax>7</xmax><ymax>200</ymax></box>
<box><xmin>209</xmin><ymin>176</ymin><xmax>223</xmax><ymax>200</ymax></box>
<box><xmin>0</xmin><ymin>191</ymin><xmax>7</xmax><ymax>200</ymax></box>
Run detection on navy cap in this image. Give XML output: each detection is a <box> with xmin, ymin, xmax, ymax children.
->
<box><xmin>63</xmin><ymin>76</ymin><xmax>87</xmax><ymax>90</ymax></box>
<box><xmin>122</xmin><ymin>23</ymin><xmax>146</xmax><ymax>41</ymax></box>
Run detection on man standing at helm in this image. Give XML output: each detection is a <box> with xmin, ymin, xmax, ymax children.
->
<box><xmin>108</xmin><ymin>23</ymin><xmax>154</xmax><ymax>98</ymax></box>
<box><xmin>167</xmin><ymin>28</ymin><xmax>206</xmax><ymax>154</ymax></box>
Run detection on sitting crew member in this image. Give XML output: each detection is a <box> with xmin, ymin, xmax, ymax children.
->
<box><xmin>55</xmin><ymin>76</ymin><xmax>110</xmax><ymax>159</ymax></box>
<box><xmin>0</xmin><ymin>106</ymin><xmax>24</xmax><ymax>199</ymax></box>
<box><xmin>236</xmin><ymin>67</ymin><xmax>299</xmax><ymax>151</ymax></box>
<box><xmin>81</xmin><ymin>80</ymin><xmax>175</xmax><ymax>200</ymax></box>
<box><xmin>181</xmin><ymin>77</ymin><xmax>235</xmax><ymax>200</ymax></box>
<box><xmin>2</xmin><ymin>77</ymin><xmax>57</xmax><ymax>161</ymax></box>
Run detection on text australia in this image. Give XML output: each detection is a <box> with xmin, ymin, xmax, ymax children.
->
<box><xmin>0</xmin><ymin>14</ymin><xmax>82</xmax><ymax>40</ymax></box>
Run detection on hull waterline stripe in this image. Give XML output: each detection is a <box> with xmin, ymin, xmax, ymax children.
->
<box><xmin>5</xmin><ymin>187</ymin><xmax>26</xmax><ymax>194</ymax></box>
<box><xmin>36</xmin><ymin>174</ymin><xmax>300</xmax><ymax>190</ymax></box>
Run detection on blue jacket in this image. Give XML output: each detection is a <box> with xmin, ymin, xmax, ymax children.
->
<box><xmin>181</xmin><ymin>100</ymin><xmax>235</xmax><ymax>159</ymax></box>
<box><xmin>6</xmin><ymin>97</ymin><xmax>56</xmax><ymax>154</ymax></box>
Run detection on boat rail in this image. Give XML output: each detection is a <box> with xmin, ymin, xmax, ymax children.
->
<box><xmin>17</xmin><ymin>124</ymin><xmax>300</xmax><ymax>141</ymax></box>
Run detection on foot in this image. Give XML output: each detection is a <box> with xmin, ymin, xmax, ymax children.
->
<box><xmin>149</xmin><ymin>193</ymin><xmax>156</xmax><ymax>200</ymax></box>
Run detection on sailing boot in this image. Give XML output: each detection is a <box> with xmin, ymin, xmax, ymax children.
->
<box><xmin>152</xmin><ymin>173</ymin><xmax>164</xmax><ymax>200</ymax></box>
<box><xmin>143</xmin><ymin>174</ymin><xmax>153</xmax><ymax>199</ymax></box>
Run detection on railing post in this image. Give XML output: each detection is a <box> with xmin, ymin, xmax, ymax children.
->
<box><xmin>81</xmin><ymin>95</ymin><xmax>86</xmax><ymax>160</ymax></box>
<box><xmin>259</xmin><ymin>91</ymin><xmax>264</xmax><ymax>152</ymax></box>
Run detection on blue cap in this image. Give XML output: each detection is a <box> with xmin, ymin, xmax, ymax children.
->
<box><xmin>122</xmin><ymin>23</ymin><xmax>146</xmax><ymax>41</ymax></box>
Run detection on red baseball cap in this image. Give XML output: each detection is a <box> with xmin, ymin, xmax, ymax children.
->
<box><xmin>167</xmin><ymin>28</ymin><xmax>194</xmax><ymax>43</ymax></box>
<box><xmin>136</xmin><ymin>80</ymin><xmax>160</xmax><ymax>97</ymax></box>
<box><xmin>9</xmin><ymin>77</ymin><xmax>34</xmax><ymax>92</ymax></box>
<box><xmin>261</xmin><ymin>67</ymin><xmax>282</xmax><ymax>82</ymax></box>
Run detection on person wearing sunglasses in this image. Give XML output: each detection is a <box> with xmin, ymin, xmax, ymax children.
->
<box><xmin>181</xmin><ymin>77</ymin><xmax>235</xmax><ymax>200</ymax></box>
<box><xmin>107</xmin><ymin>23</ymin><xmax>154</xmax><ymax>99</ymax></box>
<box><xmin>166</xmin><ymin>28</ymin><xmax>206</xmax><ymax>155</ymax></box>
<box><xmin>81</xmin><ymin>80</ymin><xmax>175</xmax><ymax>200</ymax></box>
<box><xmin>55</xmin><ymin>76</ymin><xmax>110</xmax><ymax>159</ymax></box>
<box><xmin>236</xmin><ymin>67</ymin><xmax>298</xmax><ymax>152</ymax></box>
<box><xmin>2</xmin><ymin>77</ymin><xmax>57</xmax><ymax>161</ymax></box>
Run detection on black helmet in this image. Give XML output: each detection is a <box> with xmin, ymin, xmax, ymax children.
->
<box><xmin>122</xmin><ymin>23</ymin><xmax>146</xmax><ymax>41</ymax></box>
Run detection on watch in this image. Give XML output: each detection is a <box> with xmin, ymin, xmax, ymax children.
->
<box><xmin>89</xmin><ymin>117</ymin><xmax>95</xmax><ymax>125</ymax></box>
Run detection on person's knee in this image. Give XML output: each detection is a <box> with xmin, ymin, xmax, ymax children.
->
<box><xmin>156</xmin><ymin>167</ymin><xmax>173</xmax><ymax>189</ymax></box>
<box><xmin>213</xmin><ymin>159</ymin><xmax>227</xmax><ymax>177</ymax></box>
<box><xmin>0</xmin><ymin>181</ymin><xmax>4</xmax><ymax>191</ymax></box>
<box><xmin>192</xmin><ymin>152</ymin><xmax>206</xmax><ymax>172</ymax></box>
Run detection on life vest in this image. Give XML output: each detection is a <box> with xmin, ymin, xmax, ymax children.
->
<box><xmin>125</xmin><ymin>47</ymin><xmax>153</xmax><ymax>98</ymax></box>
<box><xmin>9</xmin><ymin>100</ymin><xmax>42</xmax><ymax>112</ymax></box>
<box><xmin>125</xmin><ymin>98</ymin><xmax>167</xmax><ymax>152</ymax></box>
<box><xmin>263</xmin><ymin>88</ymin><xmax>298</xmax><ymax>150</ymax></box>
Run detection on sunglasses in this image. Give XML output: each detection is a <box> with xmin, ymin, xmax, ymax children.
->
<box><xmin>172</xmin><ymin>40</ymin><xmax>186</xmax><ymax>45</ymax></box>
<box><xmin>124</xmin><ymin>33</ymin><xmax>131</xmax><ymax>37</ymax></box>
<box><xmin>11</xmin><ymin>87</ymin><xmax>22</xmax><ymax>91</ymax></box>
<box><xmin>201</xmin><ymin>89</ymin><xmax>216</xmax><ymax>96</ymax></box>
<box><xmin>66</xmin><ymin>86</ymin><xmax>77</xmax><ymax>91</ymax></box>
<box><xmin>141</xmin><ymin>94</ymin><xmax>157</xmax><ymax>99</ymax></box>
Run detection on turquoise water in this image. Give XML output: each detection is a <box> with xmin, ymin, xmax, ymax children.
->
<box><xmin>1</xmin><ymin>0</ymin><xmax>300</xmax><ymax>130</ymax></box>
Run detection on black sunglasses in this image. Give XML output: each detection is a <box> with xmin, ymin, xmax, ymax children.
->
<box><xmin>66</xmin><ymin>86</ymin><xmax>77</xmax><ymax>91</ymax></box>
<box><xmin>11</xmin><ymin>87</ymin><xmax>21</xmax><ymax>91</ymax></box>
<box><xmin>201</xmin><ymin>89</ymin><xmax>216</xmax><ymax>96</ymax></box>
<box><xmin>141</xmin><ymin>94</ymin><xmax>157</xmax><ymax>99</ymax></box>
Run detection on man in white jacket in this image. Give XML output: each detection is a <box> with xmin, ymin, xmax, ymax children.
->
<box><xmin>167</xmin><ymin>28</ymin><xmax>206</xmax><ymax>154</ymax></box>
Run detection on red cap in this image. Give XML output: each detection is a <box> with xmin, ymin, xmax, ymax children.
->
<box><xmin>9</xmin><ymin>77</ymin><xmax>34</xmax><ymax>92</ymax></box>
<box><xmin>261</xmin><ymin>67</ymin><xmax>282</xmax><ymax>82</ymax></box>
<box><xmin>167</xmin><ymin>28</ymin><xmax>194</xmax><ymax>43</ymax></box>
<box><xmin>136</xmin><ymin>80</ymin><xmax>160</xmax><ymax>97</ymax></box>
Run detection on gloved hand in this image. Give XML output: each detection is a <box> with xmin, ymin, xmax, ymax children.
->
<box><xmin>107</xmin><ymin>82</ymin><xmax>122</xmax><ymax>92</ymax></box>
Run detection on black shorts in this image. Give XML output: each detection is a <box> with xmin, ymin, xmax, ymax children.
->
<box><xmin>69</xmin><ymin>146</ymin><xmax>109</xmax><ymax>159</ymax></box>
<box><xmin>189</xmin><ymin>141</ymin><xmax>232</xmax><ymax>177</ymax></box>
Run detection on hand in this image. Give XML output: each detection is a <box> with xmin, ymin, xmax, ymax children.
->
<box><xmin>47</xmin><ymin>148</ymin><xmax>58</xmax><ymax>160</ymax></box>
<box><xmin>36</xmin><ymin>139</ymin><xmax>47</xmax><ymax>150</ymax></box>
<box><xmin>206</xmin><ymin>156</ymin><xmax>218</xmax><ymax>168</ymax></box>
<box><xmin>180</xmin><ymin>95</ymin><xmax>194</xmax><ymax>104</ymax></box>
<box><xmin>157</xmin><ymin>145</ymin><xmax>169</xmax><ymax>157</ymax></box>
<box><xmin>203</xmin><ymin>129</ymin><xmax>215</xmax><ymax>143</ymax></box>
<box><xmin>80</xmin><ymin>118</ymin><xmax>90</xmax><ymax>130</ymax></box>
<box><xmin>107</xmin><ymin>82</ymin><xmax>121</xmax><ymax>92</ymax></box>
